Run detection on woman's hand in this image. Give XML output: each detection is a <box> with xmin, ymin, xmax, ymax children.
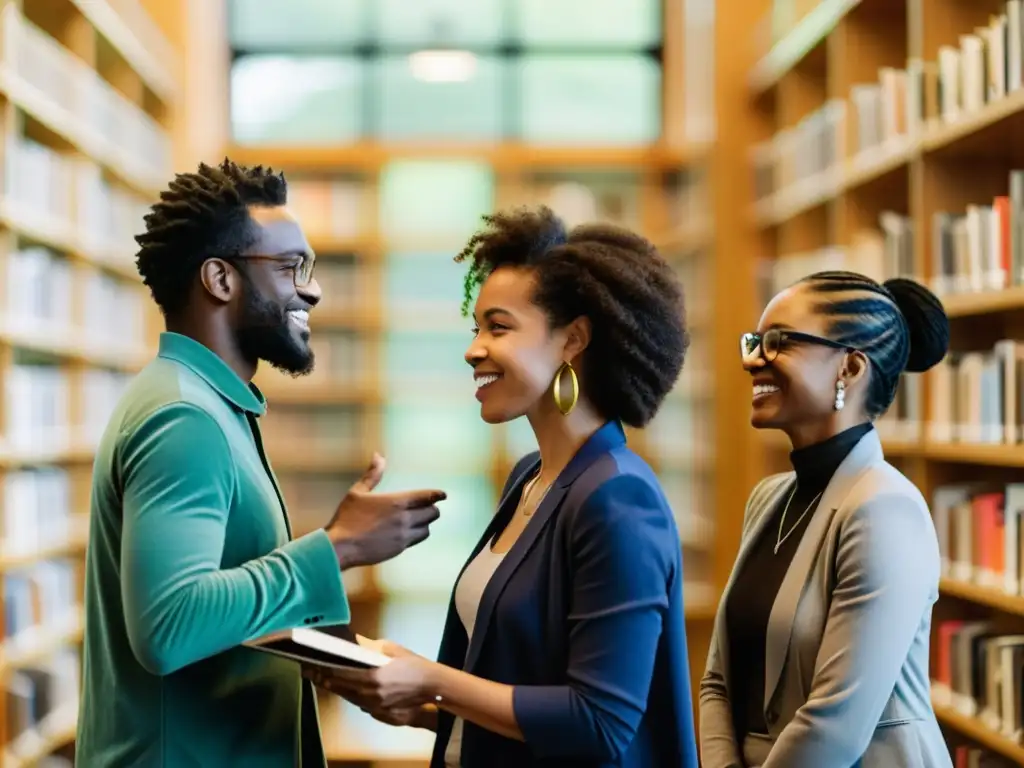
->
<box><xmin>304</xmin><ymin>639</ymin><xmax>441</xmax><ymax>711</ymax></box>
<box><xmin>305</xmin><ymin>664</ymin><xmax>435</xmax><ymax>728</ymax></box>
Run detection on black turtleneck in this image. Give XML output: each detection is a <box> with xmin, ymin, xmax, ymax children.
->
<box><xmin>725</xmin><ymin>422</ymin><xmax>873</xmax><ymax>739</ymax></box>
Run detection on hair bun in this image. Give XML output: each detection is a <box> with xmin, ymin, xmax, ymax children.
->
<box><xmin>883</xmin><ymin>278</ymin><xmax>950</xmax><ymax>373</ymax></box>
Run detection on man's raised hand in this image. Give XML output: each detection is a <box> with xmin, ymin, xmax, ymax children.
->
<box><xmin>324</xmin><ymin>453</ymin><xmax>445</xmax><ymax>569</ymax></box>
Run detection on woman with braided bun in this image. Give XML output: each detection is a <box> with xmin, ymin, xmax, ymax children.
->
<box><xmin>306</xmin><ymin>205</ymin><xmax>700</xmax><ymax>767</ymax></box>
<box><xmin>699</xmin><ymin>271</ymin><xmax>954</xmax><ymax>768</ymax></box>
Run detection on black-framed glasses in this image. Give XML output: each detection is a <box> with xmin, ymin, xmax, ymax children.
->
<box><xmin>740</xmin><ymin>328</ymin><xmax>852</xmax><ymax>363</ymax></box>
<box><xmin>222</xmin><ymin>253</ymin><xmax>316</xmax><ymax>287</ymax></box>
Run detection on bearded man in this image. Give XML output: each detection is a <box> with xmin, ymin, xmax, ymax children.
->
<box><xmin>77</xmin><ymin>159</ymin><xmax>444</xmax><ymax>767</ymax></box>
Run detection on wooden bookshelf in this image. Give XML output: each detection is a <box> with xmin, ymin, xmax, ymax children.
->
<box><xmin>743</xmin><ymin>0</ymin><xmax>1024</xmax><ymax>762</ymax></box>
<box><xmin>0</xmin><ymin>0</ymin><xmax>179</xmax><ymax>763</ymax></box>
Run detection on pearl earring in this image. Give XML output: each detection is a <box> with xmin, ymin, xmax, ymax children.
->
<box><xmin>834</xmin><ymin>380</ymin><xmax>845</xmax><ymax>411</ymax></box>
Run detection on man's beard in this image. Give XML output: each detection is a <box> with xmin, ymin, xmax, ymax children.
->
<box><xmin>235</xmin><ymin>285</ymin><xmax>315</xmax><ymax>377</ymax></box>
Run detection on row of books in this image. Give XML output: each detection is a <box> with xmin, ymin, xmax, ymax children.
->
<box><xmin>872</xmin><ymin>375</ymin><xmax>923</xmax><ymax>443</ymax></box>
<box><xmin>751</xmin><ymin>100</ymin><xmax>843</xmax><ymax>201</ymax></box>
<box><xmin>932</xmin><ymin>2</ymin><xmax>1024</xmax><ymax>127</ymax></box>
<box><xmin>79</xmin><ymin>272</ymin><xmax>147</xmax><ymax>353</ymax></box>
<box><xmin>6</xmin><ymin>647</ymin><xmax>79</xmax><ymax>765</ymax></box>
<box><xmin>750</xmin><ymin>76</ymin><xmax>905</xmax><ymax>202</ymax></box>
<box><xmin>75</xmin><ymin>160</ymin><xmax>152</xmax><ymax>268</ymax></box>
<box><xmin>254</xmin><ymin>333</ymin><xmax>372</xmax><ymax>394</ymax></box>
<box><xmin>79</xmin><ymin>370</ymin><xmax>134</xmax><ymax>447</ymax></box>
<box><xmin>672</xmin><ymin>256</ymin><xmax>714</xmax><ymax>330</ymax></box>
<box><xmin>757</xmin><ymin>214</ymin><xmax>916</xmax><ymax>301</ymax></box>
<box><xmin>850</xmin><ymin>67</ymin><xmax>908</xmax><ymax>157</ymax></box>
<box><xmin>660</xmin><ymin>169</ymin><xmax>711</xmax><ymax>239</ymax></box>
<box><xmin>932</xmin><ymin>620</ymin><xmax>1024</xmax><ymax>746</ymax></box>
<box><xmin>5</xmin><ymin>560</ymin><xmax>77</xmax><ymax>640</ymax></box>
<box><xmin>931</xmin><ymin>170</ymin><xmax>1024</xmax><ymax>295</ymax></box>
<box><xmin>753</xmin><ymin>185</ymin><xmax>1024</xmax><ymax>301</ymax></box>
<box><xmin>275</xmin><ymin>473</ymin><xmax>353</xmax><ymax>538</ymax></box>
<box><xmin>284</xmin><ymin>180</ymin><xmax>365</xmax><ymax>242</ymax></box>
<box><xmin>2</xmin><ymin>469</ymin><xmax>80</xmax><ymax>559</ymax></box>
<box><xmin>3</xmin><ymin>4</ymin><xmax>169</xmax><ymax>187</ymax></box>
<box><xmin>952</xmin><ymin>745</ymin><xmax>1018</xmax><ymax>767</ymax></box>
<box><xmin>752</xmin><ymin>0</ymin><xmax>1024</xmax><ymax>203</ymax></box>
<box><xmin>260</xmin><ymin>407</ymin><xmax>368</xmax><ymax>465</ymax></box>
<box><xmin>646</xmin><ymin>399</ymin><xmax>712</xmax><ymax>462</ymax></box>
<box><xmin>934</xmin><ymin>483</ymin><xmax>1024</xmax><ymax>596</ymax></box>
<box><xmin>6</xmin><ymin>136</ymin><xmax>150</xmax><ymax>274</ymax></box>
<box><xmin>313</xmin><ymin>262</ymin><xmax>372</xmax><ymax>317</ymax></box>
<box><xmin>675</xmin><ymin>342</ymin><xmax>713</xmax><ymax>396</ymax></box>
<box><xmin>659</xmin><ymin>470</ymin><xmax>715</xmax><ymax>550</ymax></box>
<box><xmin>928</xmin><ymin>341</ymin><xmax>1023</xmax><ymax>446</ymax></box>
<box><xmin>4</xmin><ymin>365</ymin><xmax>131</xmax><ymax>454</ymax></box>
<box><xmin>520</xmin><ymin>178</ymin><xmax>642</xmax><ymax>230</ymax></box>
<box><xmin>7</xmin><ymin>247</ymin><xmax>146</xmax><ymax>352</ymax></box>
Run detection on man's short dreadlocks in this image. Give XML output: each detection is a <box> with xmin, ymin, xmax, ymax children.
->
<box><xmin>135</xmin><ymin>158</ymin><xmax>287</xmax><ymax>316</ymax></box>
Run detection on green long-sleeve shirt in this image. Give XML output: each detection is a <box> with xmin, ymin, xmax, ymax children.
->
<box><xmin>77</xmin><ymin>331</ymin><xmax>350</xmax><ymax>767</ymax></box>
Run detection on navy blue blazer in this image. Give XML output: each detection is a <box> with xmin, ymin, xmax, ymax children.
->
<box><xmin>429</xmin><ymin>421</ymin><xmax>699</xmax><ymax>768</ymax></box>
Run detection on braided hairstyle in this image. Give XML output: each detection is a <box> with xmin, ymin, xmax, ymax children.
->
<box><xmin>135</xmin><ymin>158</ymin><xmax>288</xmax><ymax>316</ymax></box>
<box><xmin>799</xmin><ymin>271</ymin><xmax>949</xmax><ymax>418</ymax></box>
<box><xmin>455</xmin><ymin>205</ymin><xmax>689</xmax><ymax>428</ymax></box>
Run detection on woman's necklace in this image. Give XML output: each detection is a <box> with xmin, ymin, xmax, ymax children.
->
<box><xmin>520</xmin><ymin>473</ymin><xmax>552</xmax><ymax>517</ymax></box>
<box><xmin>774</xmin><ymin>485</ymin><xmax>823</xmax><ymax>554</ymax></box>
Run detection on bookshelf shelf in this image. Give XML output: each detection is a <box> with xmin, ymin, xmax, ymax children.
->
<box><xmin>0</xmin><ymin>7</ymin><xmax>167</xmax><ymax>195</ymax></box>
<box><xmin>227</xmin><ymin>142</ymin><xmax>706</xmax><ymax>175</ymax></box>
<box><xmin>922</xmin><ymin>88</ymin><xmax>1024</xmax><ymax>157</ymax></box>
<box><xmin>749</xmin><ymin>0</ymin><xmax>862</xmax><ymax>93</ymax></box>
<box><xmin>743</xmin><ymin>0</ymin><xmax>1024</xmax><ymax>761</ymax></box>
<box><xmin>932</xmin><ymin>702</ymin><xmax>1024</xmax><ymax>764</ymax></box>
<box><xmin>923</xmin><ymin>443</ymin><xmax>1024</xmax><ymax>468</ymax></box>
<box><xmin>0</xmin><ymin>608</ymin><xmax>84</xmax><ymax>674</ymax></box>
<box><xmin>939</xmin><ymin>579</ymin><xmax>1024</xmax><ymax>618</ymax></box>
<box><xmin>3</xmin><ymin>700</ymin><xmax>77</xmax><ymax>768</ymax></box>
<box><xmin>941</xmin><ymin>286</ymin><xmax>1024</xmax><ymax>317</ymax></box>
<box><xmin>752</xmin><ymin>141</ymin><xmax>915</xmax><ymax>227</ymax></box>
<box><xmin>66</xmin><ymin>0</ymin><xmax>178</xmax><ymax>99</ymax></box>
<box><xmin>0</xmin><ymin>515</ymin><xmax>87</xmax><ymax>572</ymax></box>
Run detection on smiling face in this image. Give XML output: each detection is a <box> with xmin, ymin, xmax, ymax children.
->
<box><xmin>465</xmin><ymin>266</ymin><xmax>571</xmax><ymax>424</ymax></box>
<box><xmin>743</xmin><ymin>283</ymin><xmax>860</xmax><ymax>432</ymax></box>
<box><xmin>233</xmin><ymin>205</ymin><xmax>321</xmax><ymax>376</ymax></box>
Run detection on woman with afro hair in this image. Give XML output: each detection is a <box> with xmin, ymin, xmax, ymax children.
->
<box><xmin>307</xmin><ymin>205</ymin><xmax>700</xmax><ymax>768</ymax></box>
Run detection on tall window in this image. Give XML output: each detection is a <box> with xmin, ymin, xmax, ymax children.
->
<box><xmin>227</xmin><ymin>0</ymin><xmax>664</xmax><ymax>145</ymax></box>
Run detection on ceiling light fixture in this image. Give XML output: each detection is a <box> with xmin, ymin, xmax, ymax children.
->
<box><xmin>408</xmin><ymin>15</ymin><xmax>476</xmax><ymax>83</ymax></box>
<box><xmin>408</xmin><ymin>49</ymin><xmax>477</xmax><ymax>83</ymax></box>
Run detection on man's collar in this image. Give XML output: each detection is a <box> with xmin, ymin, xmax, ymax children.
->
<box><xmin>157</xmin><ymin>332</ymin><xmax>267</xmax><ymax>415</ymax></box>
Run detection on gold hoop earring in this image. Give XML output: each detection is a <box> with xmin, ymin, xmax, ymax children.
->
<box><xmin>552</xmin><ymin>362</ymin><xmax>579</xmax><ymax>416</ymax></box>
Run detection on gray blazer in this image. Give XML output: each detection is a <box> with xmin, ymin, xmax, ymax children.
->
<box><xmin>699</xmin><ymin>430</ymin><xmax>952</xmax><ymax>768</ymax></box>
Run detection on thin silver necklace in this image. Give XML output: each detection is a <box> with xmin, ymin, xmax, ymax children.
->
<box><xmin>774</xmin><ymin>486</ymin><xmax>823</xmax><ymax>554</ymax></box>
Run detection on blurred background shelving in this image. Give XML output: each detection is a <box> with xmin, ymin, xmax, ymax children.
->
<box><xmin>0</xmin><ymin>0</ymin><xmax>177</xmax><ymax>764</ymax></box>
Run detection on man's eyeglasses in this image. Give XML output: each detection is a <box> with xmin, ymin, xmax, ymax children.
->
<box><xmin>224</xmin><ymin>253</ymin><xmax>316</xmax><ymax>287</ymax></box>
<box><xmin>740</xmin><ymin>328</ymin><xmax>852</xmax><ymax>363</ymax></box>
